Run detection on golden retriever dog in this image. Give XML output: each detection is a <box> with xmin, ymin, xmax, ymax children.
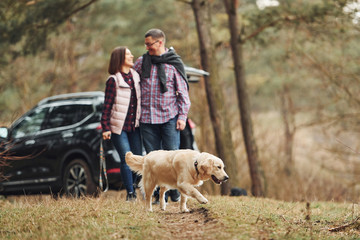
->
<box><xmin>125</xmin><ymin>149</ymin><xmax>229</xmax><ymax>212</ymax></box>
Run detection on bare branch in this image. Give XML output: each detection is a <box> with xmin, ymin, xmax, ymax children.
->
<box><xmin>241</xmin><ymin>15</ymin><xmax>302</xmax><ymax>43</ymax></box>
<box><xmin>68</xmin><ymin>0</ymin><xmax>99</xmax><ymax>17</ymax></box>
<box><xmin>176</xmin><ymin>0</ymin><xmax>192</xmax><ymax>4</ymax></box>
<box><xmin>335</xmin><ymin>138</ymin><xmax>360</xmax><ymax>155</ymax></box>
<box><xmin>36</xmin><ymin>0</ymin><xmax>99</xmax><ymax>29</ymax></box>
<box><xmin>328</xmin><ymin>216</ymin><xmax>360</xmax><ymax>232</ymax></box>
<box><xmin>241</xmin><ymin>19</ymin><xmax>281</xmax><ymax>43</ymax></box>
<box><xmin>299</xmin><ymin>48</ymin><xmax>360</xmax><ymax>106</ymax></box>
<box><xmin>296</xmin><ymin>112</ymin><xmax>360</xmax><ymax>129</ymax></box>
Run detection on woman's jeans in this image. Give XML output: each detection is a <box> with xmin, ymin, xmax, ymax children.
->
<box><xmin>111</xmin><ymin>128</ymin><xmax>142</xmax><ymax>194</ymax></box>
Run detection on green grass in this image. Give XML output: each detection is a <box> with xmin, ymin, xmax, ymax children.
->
<box><xmin>1</xmin><ymin>193</ymin><xmax>359</xmax><ymax>239</ymax></box>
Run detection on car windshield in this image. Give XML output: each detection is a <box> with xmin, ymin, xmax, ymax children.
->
<box><xmin>11</xmin><ymin>107</ymin><xmax>49</xmax><ymax>138</ymax></box>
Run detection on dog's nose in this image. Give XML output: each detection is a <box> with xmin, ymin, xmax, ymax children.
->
<box><xmin>224</xmin><ymin>176</ymin><xmax>229</xmax><ymax>181</ymax></box>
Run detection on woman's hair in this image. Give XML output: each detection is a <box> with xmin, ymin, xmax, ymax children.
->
<box><xmin>108</xmin><ymin>46</ymin><xmax>127</xmax><ymax>74</ymax></box>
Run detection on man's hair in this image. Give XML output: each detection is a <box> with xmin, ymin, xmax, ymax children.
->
<box><xmin>145</xmin><ymin>29</ymin><xmax>166</xmax><ymax>42</ymax></box>
<box><xmin>108</xmin><ymin>46</ymin><xmax>127</xmax><ymax>74</ymax></box>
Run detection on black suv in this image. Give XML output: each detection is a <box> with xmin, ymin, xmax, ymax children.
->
<box><xmin>0</xmin><ymin>92</ymin><xmax>121</xmax><ymax>197</ymax></box>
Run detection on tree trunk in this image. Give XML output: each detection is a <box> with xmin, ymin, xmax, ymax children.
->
<box><xmin>190</xmin><ymin>0</ymin><xmax>239</xmax><ymax>195</ymax></box>
<box><xmin>223</xmin><ymin>0</ymin><xmax>263</xmax><ymax>197</ymax></box>
<box><xmin>280</xmin><ymin>84</ymin><xmax>296</xmax><ymax>175</ymax></box>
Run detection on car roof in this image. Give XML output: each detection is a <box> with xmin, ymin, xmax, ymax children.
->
<box><xmin>37</xmin><ymin>91</ymin><xmax>104</xmax><ymax>106</ymax></box>
<box><xmin>185</xmin><ymin>66</ymin><xmax>209</xmax><ymax>83</ymax></box>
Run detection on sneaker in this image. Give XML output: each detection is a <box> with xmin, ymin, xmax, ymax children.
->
<box><xmin>152</xmin><ymin>190</ymin><xmax>160</xmax><ymax>205</ymax></box>
<box><xmin>152</xmin><ymin>191</ymin><xmax>169</xmax><ymax>204</ymax></box>
<box><xmin>169</xmin><ymin>189</ymin><xmax>180</xmax><ymax>202</ymax></box>
<box><xmin>126</xmin><ymin>192</ymin><xmax>136</xmax><ymax>202</ymax></box>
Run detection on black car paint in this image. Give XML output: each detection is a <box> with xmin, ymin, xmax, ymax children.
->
<box><xmin>0</xmin><ymin>92</ymin><xmax>122</xmax><ymax>195</ymax></box>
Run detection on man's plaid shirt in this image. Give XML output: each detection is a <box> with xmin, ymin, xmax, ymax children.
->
<box><xmin>133</xmin><ymin>54</ymin><xmax>190</xmax><ymax>124</ymax></box>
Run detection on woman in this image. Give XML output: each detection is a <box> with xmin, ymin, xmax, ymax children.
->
<box><xmin>101</xmin><ymin>46</ymin><xmax>142</xmax><ymax>201</ymax></box>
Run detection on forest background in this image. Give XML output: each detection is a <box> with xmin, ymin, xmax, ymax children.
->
<box><xmin>1</xmin><ymin>0</ymin><xmax>360</xmax><ymax>202</ymax></box>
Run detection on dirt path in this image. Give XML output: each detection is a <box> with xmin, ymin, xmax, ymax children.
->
<box><xmin>153</xmin><ymin>203</ymin><xmax>222</xmax><ymax>240</ymax></box>
<box><xmin>106</xmin><ymin>190</ymin><xmax>223</xmax><ymax>239</ymax></box>
<box><xmin>106</xmin><ymin>189</ymin><xmax>224</xmax><ymax>239</ymax></box>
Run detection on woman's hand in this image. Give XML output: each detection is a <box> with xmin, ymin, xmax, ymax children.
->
<box><xmin>102</xmin><ymin>131</ymin><xmax>112</xmax><ymax>140</ymax></box>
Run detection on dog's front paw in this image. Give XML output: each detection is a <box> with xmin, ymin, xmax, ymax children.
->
<box><xmin>181</xmin><ymin>208</ymin><xmax>190</xmax><ymax>213</ymax></box>
<box><xmin>198</xmin><ymin>197</ymin><xmax>208</xmax><ymax>204</ymax></box>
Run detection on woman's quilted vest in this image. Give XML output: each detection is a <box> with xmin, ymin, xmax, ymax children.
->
<box><xmin>109</xmin><ymin>68</ymin><xmax>141</xmax><ymax>135</ymax></box>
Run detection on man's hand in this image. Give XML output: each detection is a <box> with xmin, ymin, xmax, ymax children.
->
<box><xmin>102</xmin><ymin>131</ymin><xmax>112</xmax><ymax>140</ymax></box>
<box><xmin>176</xmin><ymin>119</ymin><xmax>186</xmax><ymax>131</ymax></box>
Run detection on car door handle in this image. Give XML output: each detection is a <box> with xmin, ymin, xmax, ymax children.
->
<box><xmin>62</xmin><ymin>132</ymin><xmax>73</xmax><ymax>138</ymax></box>
<box><xmin>25</xmin><ymin>140</ymin><xmax>35</xmax><ymax>145</ymax></box>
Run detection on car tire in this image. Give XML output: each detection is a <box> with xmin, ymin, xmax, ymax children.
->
<box><xmin>62</xmin><ymin>158</ymin><xmax>98</xmax><ymax>197</ymax></box>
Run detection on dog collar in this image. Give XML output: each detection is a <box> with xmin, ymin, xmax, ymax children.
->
<box><xmin>194</xmin><ymin>160</ymin><xmax>199</xmax><ymax>175</ymax></box>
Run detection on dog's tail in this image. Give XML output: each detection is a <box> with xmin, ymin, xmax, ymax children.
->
<box><xmin>125</xmin><ymin>152</ymin><xmax>144</xmax><ymax>175</ymax></box>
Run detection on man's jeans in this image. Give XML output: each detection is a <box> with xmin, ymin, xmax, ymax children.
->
<box><xmin>111</xmin><ymin>128</ymin><xmax>142</xmax><ymax>194</ymax></box>
<box><xmin>140</xmin><ymin>117</ymin><xmax>180</xmax><ymax>152</ymax></box>
<box><xmin>140</xmin><ymin>117</ymin><xmax>180</xmax><ymax>202</ymax></box>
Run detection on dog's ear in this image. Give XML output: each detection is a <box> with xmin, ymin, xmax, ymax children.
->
<box><xmin>198</xmin><ymin>156</ymin><xmax>214</xmax><ymax>175</ymax></box>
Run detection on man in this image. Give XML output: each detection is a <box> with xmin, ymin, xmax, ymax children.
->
<box><xmin>133</xmin><ymin>29</ymin><xmax>191</xmax><ymax>203</ymax></box>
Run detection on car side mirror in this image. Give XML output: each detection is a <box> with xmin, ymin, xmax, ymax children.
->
<box><xmin>0</xmin><ymin>127</ymin><xmax>8</xmax><ymax>139</ymax></box>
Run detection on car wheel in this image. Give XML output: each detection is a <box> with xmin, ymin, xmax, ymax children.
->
<box><xmin>62</xmin><ymin>159</ymin><xmax>98</xmax><ymax>197</ymax></box>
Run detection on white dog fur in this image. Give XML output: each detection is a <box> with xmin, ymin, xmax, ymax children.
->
<box><xmin>125</xmin><ymin>149</ymin><xmax>229</xmax><ymax>212</ymax></box>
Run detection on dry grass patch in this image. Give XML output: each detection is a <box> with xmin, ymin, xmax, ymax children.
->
<box><xmin>0</xmin><ymin>192</ymin><xmax>163</xmax><ymax>239</ymax></box>
<box><xmin>1</xmin><ymin>192</ymin><xmax>360</xmax><ymax>239</ymax></box>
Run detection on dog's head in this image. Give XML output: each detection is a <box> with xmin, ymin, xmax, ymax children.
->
<box><xmin>196</xmin><ymin>153</ymin><xmax>229</xmax><ymax>184</ymax></box>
